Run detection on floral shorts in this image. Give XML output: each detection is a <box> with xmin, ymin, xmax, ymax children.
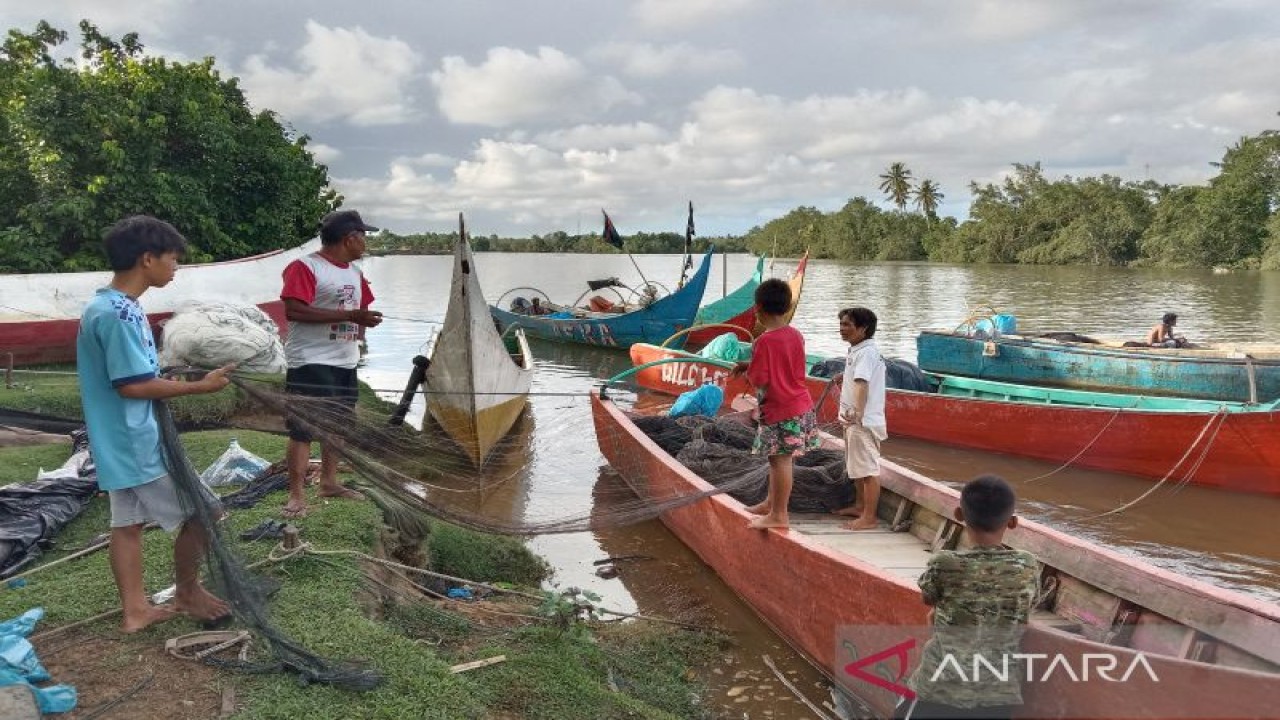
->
<box><xmin>752</xmin><ymin>409</ymin><xmax>820</xmax><ymax>456</ymax></box>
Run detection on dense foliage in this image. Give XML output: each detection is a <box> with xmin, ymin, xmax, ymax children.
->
<box><xmin>0</xmin><ymin>21</ymin><xmax>336</xmax><ymax>272</ymax></box>
<box><xmin>746</xmin><ymin>131</ymin><xmax>1280</xmax><ymax>268</ymax></box>
<box><xmin>369</xmin><ymin>228</ymin><xmax>749</xmax><ymax>255</ymax></box>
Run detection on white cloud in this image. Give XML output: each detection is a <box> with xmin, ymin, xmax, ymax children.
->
<box><xmin>630</xmin><ymin>0</ymin><xmax>761</xmax><ymax>31</ymax></box>
<box><xmin>534</xmin><ymin>122</ymin><xmax>670</xmax><ymax>151</ymax></box>
<box><xmin>0</xmin><ymin>0</ymin><xmax>190</xmax><ymax>37</ymax></box>
<box><xmin>431</xmin><ymin>46</ymin><xmax>641</xmax><ymax>127</ymax></box>
<box><xmin>307</xmin><ymin>143</ymin><xmax>342</xmax><ymax>163</ymax></box>
<box><xmin>590</xmin><ymin>42</ymin><xmax>743</xmax><ymax>78</ymax></box>
<box><xmin>237</xmin><ymin>20</ymin><xmax>421</xmax><ymax>126</ymax></box>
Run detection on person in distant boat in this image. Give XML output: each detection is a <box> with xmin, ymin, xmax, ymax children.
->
<box><xmin>279</xmin><ymin>209</ymin><xmax>383</xmax><ymax>518</ymax></box>
<box><xmin>1146</xmin><ymin>312</ymin><xmax>1187</xmax><ymax>348</ymax></box>
<box><xmin>728</xmin><ymin>278</ymin><xmax>817</xmax><ymax>530</ymax></box>
<box><xmin>831</xmin><ymin>307</ymin><xmax>887</xmax><ymax>531</ymax></box>
<box><xmin>76</xmin><ymin>215</ymin><xmax>233</xmax><ymax>633</ymax></box>
<box><xmin>899</xmin><ymin>475</ymin><xmax>1039</xmax><ymax>720</ymax></box>
<box><xmin>529</xmin><ymin>297</ymin><xmax>552</xmax><ymax>315</ymax></box>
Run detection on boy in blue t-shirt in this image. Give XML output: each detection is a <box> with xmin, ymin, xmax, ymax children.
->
<box><xmin>77</xmin><ymin>215</ymin><xmax>235</xmax><ymax>633</ymax></box>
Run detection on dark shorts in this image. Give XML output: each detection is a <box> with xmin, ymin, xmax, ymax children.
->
<box><xmin>285</xmin><ymin>364</ymin><xmax>358</xmax><ymax>442</ymax></box>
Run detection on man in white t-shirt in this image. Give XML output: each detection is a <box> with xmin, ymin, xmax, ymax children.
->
<box><xmin>832</xmin><ymin>307</ymin><xmax>887</xmax><ymax>531</ymax></box>
<box><xmin>279</xmin><ymin>209</ymin><xmax>383</xmax><ymax>518</ymax></box>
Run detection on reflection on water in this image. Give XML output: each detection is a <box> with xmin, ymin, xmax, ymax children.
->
<box><xmin>359</xmin><ymin>252</ymin><xmax>1280</xmax><ymax>716</ymax></box>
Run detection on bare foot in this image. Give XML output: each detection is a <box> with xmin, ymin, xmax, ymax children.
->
<box><xmin>833</xmin><ymin>505</ymin><xmax>863</xmax><ymax>517</ymax></box>
<box><xmin>318</xmin><ymin>485</ymin><xmax>364</xmax><ymax>501</ymax></box>
<box><xmin>748</xmin><ymin>514</ymin><xmax>789</xmax><ymax>530</ymax></box>
<box><xmin>842</xmin><ymin>517</ymin><xmax>880</xmax><ymax>531</ymax></box>
<box><xmin>282</xmin><ymin>497</ymin><xmax>308</xmax><ymax>518</ymax></box>
<box><xmin>121</xmin><ymin>604</ymin><xmax>178</xmax><ymax>634</ymax></box>
<box><xmin>175</xmin><ymin>586</ymin><xmax>231</xmax><ymax>622</ymax></box>
<box><xmin>743</xmin><ymin>501</ymin><xmax>769</xmax><ymax>515</ymax></box>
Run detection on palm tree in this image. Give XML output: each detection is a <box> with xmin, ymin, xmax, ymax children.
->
<box><xmin>878</xmin><ymin>162</ymin><xmax>913</xmax><ymax>211</ymax></box>
<box><xmin>914</xmin><ymin>179</ymin><xmax>944</xmax><ymax>223</ymax></box>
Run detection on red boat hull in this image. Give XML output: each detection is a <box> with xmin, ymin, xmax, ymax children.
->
<box><xmin>628</xmin><ymin>344</ymin><xmax>1280</xmax><ymax>495</ymax></box>
<box><xmin>591</xmin><ymin>392</ymin><xmax>1280</xmax><ymax>719</ymax></box>
<box><xmin>0</xmin><ymin>300</ymin><xmax>287</xmax><ymax>366</ymax></box>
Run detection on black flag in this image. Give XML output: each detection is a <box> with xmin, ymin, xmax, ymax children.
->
<box><xmin>602</xmin><ymin>210</ymin><xmax>624</xmax><ymax>249</ymax></box>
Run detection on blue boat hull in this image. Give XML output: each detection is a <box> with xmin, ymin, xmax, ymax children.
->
<box><xmin>489</xmin><ymin>250</ymin><xmax>713</xmax><ymax>350</ymax></box>
<box><xmin>916</xmin><ymin>330</ymin><xmax>1280</xmax><ymax>402</ymax></box>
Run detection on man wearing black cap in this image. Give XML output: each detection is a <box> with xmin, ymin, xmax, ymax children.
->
<box><xmin>278</xmin><ymin>209</ymin><xmax>383</xmax><ymax>517</ymax></box>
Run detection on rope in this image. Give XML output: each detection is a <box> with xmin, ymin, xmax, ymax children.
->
<box><xmin>1021</xmin><ymin>405</ymin><xmax>1129</xmax><ymax>483</ymax></box>
<box><xmin>1089</xmin><ymin>408</ymin><xmax>1229</xmax><ymax>518</ymax></box>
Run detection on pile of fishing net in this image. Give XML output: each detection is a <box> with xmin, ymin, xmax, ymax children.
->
<box><xmin>159</xmin><ymin>302</ymin><xmax>286</xmax><ymax>374</ymax></box>
<box><xmin>630</xmin><ymin>414</ymin><xmax>853</xmax><ymax>512</ymax></box>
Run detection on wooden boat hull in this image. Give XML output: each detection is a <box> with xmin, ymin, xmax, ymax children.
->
<box><xmin>425</xmin><ymin>235</ymin><xmax>533</xmax><ymax>466</ymax></box>
<box><xmin>488</xmin><ymin>250</ymin><xmax>714</xmax><ymax>350</ymax></box>
<box><xmin>591</xmin><ymin>391</ymin><xmax>1280</xmax><ymax>719</ymax></box>
<box><xmin>628</xmin><ymin>344</ymin><xmax>1280</xmax><ymax>495</ymax></box>
<box><xmin>0</xmin><ymin>242</ymin><xmax>317</xmax><ymax>365</ymax></box>
<box><xmin>917</xmin><ymin>330</ymin><xmax>1280</xmax><ymax>403</ymax></box>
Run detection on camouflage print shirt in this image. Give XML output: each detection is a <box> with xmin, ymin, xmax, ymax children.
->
<box><xmin>907</xmin><ymin>546</ymin><xmax>1040</xmax><ymax>708</ymax></box>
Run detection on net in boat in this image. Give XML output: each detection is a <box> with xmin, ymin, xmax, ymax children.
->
<box><xmin>630</xmin><ymin>414</ymin><xmax>853</xmax><ymax>513</ymax></box>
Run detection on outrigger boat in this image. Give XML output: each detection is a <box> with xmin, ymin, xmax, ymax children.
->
<box><xmin>625</xmin><ymin>346</ymin><xmax>1280</xmax><ymax>495</ymax></box>
<box><xmin>916</xmin><ymin>328</ymin><xmax>1280</xmax><ymax>403</ymax></box>
<box><xmin>0</xmin><ymin>241</ymin><xmax>318</xmax><ymax>365</ymax></box>
<box><xmin>488</xmin><ymin>249</ymin><xmax>714</xmax><ymax>350</ymax></box>
<box><xmin>680</xmin><ymin>252</ymin><xmax>809</xmax><ymax>350</ymax></box>
<box><xmin>591</xmin><ymin>389</ymin><xmax>1280</xmax><ymax>719</ymax></box>
<box><xmin>419</xmin><ymin>218</ymin><xmax>533</xmax><ymax>467</ymax></box>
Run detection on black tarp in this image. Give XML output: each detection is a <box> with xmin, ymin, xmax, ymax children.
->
<box><xmin>808</xmin><ymin>356</ymin><xmax>936</xmax><ymax>393</ymax></box>
<box><xmin>0</xmin><ymin>430</ymin><xmax>99</xmax><ymax>578</ymax></box>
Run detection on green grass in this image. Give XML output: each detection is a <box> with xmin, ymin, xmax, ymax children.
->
<box><xmin>0</xmin><ymin>415</ymin><xmax>718</xmax><ymax>717</ymax></box>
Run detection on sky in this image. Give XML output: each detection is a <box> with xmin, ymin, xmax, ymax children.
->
<box><xmin>3</xmin><ymin>0</ymin><xmax>1278</xmax><ymax>237</ymax></box>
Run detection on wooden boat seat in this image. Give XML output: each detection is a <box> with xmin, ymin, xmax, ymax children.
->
<box><xmin>789</xmin><ymin>513</ymin><xmax>932</xmax><ymax>580</ymax></box>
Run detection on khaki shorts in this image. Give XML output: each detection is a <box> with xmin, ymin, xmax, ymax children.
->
<box><xmin>109</xmin><ymin>474</ymin><xmax>221</xmax><ymax>532</ymax></box>
<box><xmin>844</xmin><ymin>424</ymin><xmax>882</xmax><ymax>479</ymax></box>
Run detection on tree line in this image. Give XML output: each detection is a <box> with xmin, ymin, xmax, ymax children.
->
<box><xmin>368</xmin><ymin>228</ymin><xmax>748</xmax><ymax>255</ymax></box>
<box><xmin>744</xmin><ymin>131</ymin><xmax>1280</xmax><ymax>269</ymax></box>
<box><xmin>1</xmin><ymin>20</ymin><xmax>1276</xmax><ymax>272</ymax></box>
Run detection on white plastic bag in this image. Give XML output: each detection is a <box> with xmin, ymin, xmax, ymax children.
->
<box><xmin>200</xmin><ymin>438</ymin><xmax>270</xmax><ymax>487</ymax></box>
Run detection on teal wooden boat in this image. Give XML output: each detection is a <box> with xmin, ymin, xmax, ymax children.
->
<box><xmin>916</xmin><ymin>329</ymin><xmax>1280</xmax><ymax>402</ymax></box>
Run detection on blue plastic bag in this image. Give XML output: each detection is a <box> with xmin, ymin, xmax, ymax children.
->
<box><xmin>0</xmin><ymin>609</ymin><xmax>76</xmax><ymax>713</ymax></box>
<box><xmin>669</xmin><ymin>383</ymin><xmax>724</xmax><ymax>418</ymax></box>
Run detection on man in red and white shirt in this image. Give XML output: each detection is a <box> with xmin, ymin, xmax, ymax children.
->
<box><xmin>279</xmin><ymin>209</ymin><xmax>383</xmax><ymax>518</ymax></box>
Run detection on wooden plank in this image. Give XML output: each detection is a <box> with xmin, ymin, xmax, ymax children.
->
<box><xmin>450</xmin><ymin>655</ymin><xmax>507</xmax><ymax>674</ymax></box>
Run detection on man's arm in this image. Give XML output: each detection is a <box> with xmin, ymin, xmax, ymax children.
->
<box><xmin>283</xmin><ymin>298</ymin><xmax>382</xmax><ymax>326</ymax></box>
<box><xmin>117</xmin><ymin>364</ymin><xmax>234</xmax><ymax>399</ymax></box>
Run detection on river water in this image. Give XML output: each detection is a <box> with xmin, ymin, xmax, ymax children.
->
<box><xmin>359</xmin><ymin>252</ymin><xmax>1280</xmax><ymax>719</ymax></box>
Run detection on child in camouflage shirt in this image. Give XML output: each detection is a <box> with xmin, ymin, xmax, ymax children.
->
<box><xmin>901</xmin><ymin>475</ymin><xmax>1040</xmax><ymax>719</ymax></box>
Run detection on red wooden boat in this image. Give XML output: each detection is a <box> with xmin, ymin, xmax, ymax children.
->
<box><xmin>591</xmin><ymin>390</ymin><xmax>1280</xmax><ymax>719</ymax></box>
<box><xmin>0</xmin><ymin>241</ymin><xmax>318</xmax><ymax>365</ymax></box>
<box><xmin>626</xmin><ymin>344</ymin><xmax>1280</xmax><ymax>496</ymax></box>
<box><xmin>680</xmin><ymin>252</ymin><xmax>808</xmax><ymax>350</ymax></box>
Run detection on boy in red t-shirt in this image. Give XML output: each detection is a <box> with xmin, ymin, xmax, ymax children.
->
<box><xmin>730</xmin><ymin>278</ymin><xmax>817</xmax><ymax>529</ymax></box>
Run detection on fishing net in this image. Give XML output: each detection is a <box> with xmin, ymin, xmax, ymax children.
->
<box><xmin>156</xmin><ymin>401</ymin><xmax>382</xmax><ymax>690</ymax></box>
<box><xmin>225</xmin><ymin>376</ymin><xmax>760</xmax><ymax>536</ymax></box>
<box><xmin>631</xmin><ymin>414</ymin><xmax>853</xmax><ymax>513</ymax></box>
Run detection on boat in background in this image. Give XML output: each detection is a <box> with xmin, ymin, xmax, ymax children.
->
<box><xmin>0</xmin><ymin>241</ymin><xmax>319</xmax><ymax>365</ymax></box>
<box><xmin>422</xmin><ymin>217</ymin><xmax>533</xmax><ymax>467</ymax></box>
<box><xmin>591</xmin><ymin>390</ymin><xmax>1280</xmax><ymax>719</ymax></box>
<box><xmin>489</xmin><ymin>249</ymin><xmax>714</xmax><ymax>350</ymax></box>
<box><xmin>625</xmin><ymin>345</ymin><xmax>1280</xmax><ymax>495</ymax></box>
<box><xmin>681</xmin><ymin>252</ymin><xmax>809</xmax><ymax>350</ymax></box>
<box><xmin>917</xmin><ymin>328</ymin><xmax>1280</xmax><ymax>403</ymax></box>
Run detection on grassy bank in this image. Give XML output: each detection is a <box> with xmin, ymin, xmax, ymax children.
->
<box><xmin>0</xmin><ymin>374</ymin><xmax>722</xmax><ymax>718</ymax></box>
